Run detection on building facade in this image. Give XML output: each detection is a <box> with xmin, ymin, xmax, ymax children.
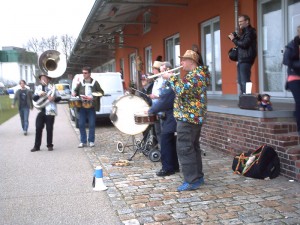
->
<box><xmin>0</xmin><ymin>47</ymin><xmax>38</xmax><ymax>86</ymax></box>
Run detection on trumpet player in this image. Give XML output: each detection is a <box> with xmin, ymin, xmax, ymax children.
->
<box><xmin>162</xmin><ymin>50</ymin><xmax>210</xmax><ymax>191</ymax></box>
<box><xmin>31</xmin><ymin>74</ymin><xmax>61</xmax><ymax>152</ymax></box>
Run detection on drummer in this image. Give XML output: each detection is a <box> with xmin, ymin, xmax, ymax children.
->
<box><xmin>148</xmin><ymin>61</ymin><xmax>179</xmax><ymax>177</ymax></box>
<box><xmin>139</xmin><ymin>74</ymin><xmax>153</xmax><ymax>106</ymax></box>
<box><xmin>73</xmin><ymin>66</ymin><xmax>104</xmax><ymax>148</ymax></box>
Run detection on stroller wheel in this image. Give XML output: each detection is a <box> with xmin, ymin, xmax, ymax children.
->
<box><xmin>117</xmin><ymin>141</ymin><xmax>124</xmax><ymax>153</ymax></box>
<box><xmin>148</xmin><ymin>148</ymin><xmax>161</xmax><ymax>162</ymax></box>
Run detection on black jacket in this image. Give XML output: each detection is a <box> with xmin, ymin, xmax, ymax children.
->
<box><xmin>232</xmin><ymin>25</ymin><xmax>257</xmax><ymax>64</ymax></box>
<box><xmin>283</xmin><ymin>36</ymin><xmax>300</xmax><ymax>76</ymax></box>
<box><xmin>139</xmin><ymin>81</ymin><xmax>153</xmax><ymax>106</ymax></box>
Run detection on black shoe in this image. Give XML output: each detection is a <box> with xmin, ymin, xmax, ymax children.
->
<box><xmin>156</xmin><ymin>169</ymin><xmax>175</xmax><ymax>177</ymax></box>
<box><xmin>48</xmin><ymin>147</ymin><xmax>53</xmax><ymax>151</ymax></box>
<box><xmin>30</xmin><ymin>147</ymin><xmax>40</xmax><ymax>152</ymax></box>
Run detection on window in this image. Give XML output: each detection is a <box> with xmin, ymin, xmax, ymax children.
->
<box><xmin>129</xmin><ymin>53</ymin><xmax>137</xmax><ymax>85</ymax></box>
<box><xmin>145</xmin><ymin>46</ymin><xmax>152</xmax><ymax>74</ymax></box>
<box><xmin>201</xmin><ymin>17</ymin><xmax>222</xmax><ymax>93</ymax></box>
<box><xmin>165</xmin><ymin>34</ymin><xmax>180</xmax><ymax>67</ymax></box>
<box><xmin>143</xmin><ymin>12</ymin><xmax>151</xmax><ymax>33</ymax></box>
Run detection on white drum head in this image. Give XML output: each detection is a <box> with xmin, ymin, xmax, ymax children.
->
<box><xmin>111</xmin><ymin>95</ymin><xmax>149</xmax><ymax>135</ymax></box>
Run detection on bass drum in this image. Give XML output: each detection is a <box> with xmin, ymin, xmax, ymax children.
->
<box><xmin>111</xmin><ymin>94</ymin><xmax>150</xmax><ymax>136</ymax></box>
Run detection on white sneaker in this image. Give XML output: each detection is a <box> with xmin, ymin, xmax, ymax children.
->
<box><xmin>78</xmin><ymin>143</ymin><xmax>85</xmax><ymax>148</ymax></box>
<box><xmin>89</xmin><ymin>142</ymin><xmax>95</xmax><ymax>147</ymax></box>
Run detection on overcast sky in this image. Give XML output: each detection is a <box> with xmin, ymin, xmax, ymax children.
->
<box><xmin>0</xmin><ymin>0</ymin><xmax>95</xmax><ymax>49</ymax></box>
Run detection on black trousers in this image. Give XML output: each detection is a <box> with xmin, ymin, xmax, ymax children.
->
<box><xmin>34</xmin><ymin>111</ymin><xmax>55</xmax><ymax>149</ymax></box>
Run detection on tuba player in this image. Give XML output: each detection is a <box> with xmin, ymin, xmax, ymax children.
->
<box><xmin>30</xmin><ymin>74</ymin><xmax>61</xmax><ymax>152</ymax></box>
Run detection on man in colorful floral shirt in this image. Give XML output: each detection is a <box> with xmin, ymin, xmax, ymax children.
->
<box><xmin>163</xmin><ymin>50</ymin><xmax>210</xmax><ymax>191</ymax></box>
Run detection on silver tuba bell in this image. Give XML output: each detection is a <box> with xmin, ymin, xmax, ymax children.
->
<box><xmin>33</xmin><ymin>50</ymin><xmax>66</xmax><ymax>109</ymax></box>
<box><xmin>38</xmin><ymin>50</ymin><xmax>67</xmax><ymax>78</ymax></box>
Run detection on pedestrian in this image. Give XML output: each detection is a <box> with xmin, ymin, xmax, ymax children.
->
<box><xmin>283</xmin><ymin>25</ymin><xmax>300</xmax><ymax>135</ymax></box>
<box><xmin>228</xmin><ymin>14</ymin><xmax>257</xmax><ymax>94</ymax></box>
<box><xmin>73</xmin><ymin>66</ymin><xmax>104</xmax><ymax>148</ymax></box>
<box><xmin>11</xmin><ymin>80</ymin><xmax>33</xmax><ymax>135</ymax></box>
<box><xmin>31</xmin><ymin>74</ymin><xmax>61</xmax><ymax>152</ymax></box>
<box><xmin>148</xmin><ymin>62</ymin><xmax>179</xmax><ymax>177</ymax></box>
<box><xmin>163</xmin><ymin>50</ymin><xmax>210</xmax><ymax>191</ymax></box>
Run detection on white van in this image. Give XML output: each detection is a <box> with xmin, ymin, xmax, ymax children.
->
<box><xmin>69</xmin><ymin>72</ymin><xmax>124</xmax><ymax>127</ymax></box>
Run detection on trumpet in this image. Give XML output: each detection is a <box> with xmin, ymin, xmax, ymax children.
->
<box><xmin>147</xmin><ymin>66</ymin><xmax>183</xmax><ymax>79</ymax></box>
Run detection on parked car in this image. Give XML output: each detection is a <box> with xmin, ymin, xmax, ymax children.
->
<box><xmin>69</xmin><ymin>72</ymin><xmax>124</xmax><ymax>128</ymax></box>
<box><xmin>55</xmin><ymin>83</ymin><xmax>71</xmax><ymax>101</ymax></box>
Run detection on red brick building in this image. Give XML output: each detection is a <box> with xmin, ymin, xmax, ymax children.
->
<box><xmin>67</xmin><ymin>0</ymin><xmax>300</xmax><ymax>181</ymax></box>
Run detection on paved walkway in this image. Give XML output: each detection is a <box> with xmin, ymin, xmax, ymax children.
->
<box><xmin>1</xmin><ymin>104</ymin><xmax>300</xmax><ymax>225</ymax></box>
<box><xmin>91</xmin><ymin>107</ymin><xmax>300</xmax><ymax>225</ymax></box>
<box><xmin>0</xmin><ymin>103</ymin><xmax>121</xmax><ymax>225</ymax></box>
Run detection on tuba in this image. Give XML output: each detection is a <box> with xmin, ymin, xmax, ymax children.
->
<box><xmin>38</xmin><ymin>50</ymin><xmax>67</xmax><ymax>78</ymax></box>
<box><xmin>33</xmin><ymin>50</ymin><xmax>66</xmax><ymax>109</ymax></box>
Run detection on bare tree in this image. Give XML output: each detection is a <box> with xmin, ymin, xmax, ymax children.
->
<box><xmin>61</xmin><ymin>34</ymin><xmax>76</xmax><ymax>60</ymax></box>
<box><xmin>26</xmin><ymin>38</ymin><xmax>41</xmax><ymax>53</ymax></box>
<box><xmin>40</xmin><ymin>36</ymin><xmax>59</xmax><ymax>52</ymax></box>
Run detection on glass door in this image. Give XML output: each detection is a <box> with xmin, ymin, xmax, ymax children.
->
<box><xmin>258</xmin><ymin>0</ymin><xmax>300</xmax><ymax>97</ymax></box>
<box><xmin>201</xmin><ymin>17</ymin><xmax>222</xmax><ymax>94</ymax></box>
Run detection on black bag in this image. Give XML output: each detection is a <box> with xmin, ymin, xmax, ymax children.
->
<box><xmin>232</xmin><ymin>145</ymin><xmax>280</xmax><ymax>179</ymax></box>
<box><xmin>238</xmin><ymin>94</ymin><xmax>258</xmax><ymax>110</ymax></box>
<box><xmin>228</xmin><ymin>47</ymin><xmax>238</xmax><ymax>61</ymax></box>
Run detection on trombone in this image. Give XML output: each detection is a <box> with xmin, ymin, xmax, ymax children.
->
<box><xmin>147</xmin><ymin>66</ymin><xmax>183</xmax><ymax>79</ymax></box>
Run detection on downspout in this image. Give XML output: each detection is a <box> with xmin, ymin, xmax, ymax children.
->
<box><xmin>234</xmin><ymin>0</ymin><xmax>239</xmax><ymax>94</ymax></box>
<box><xmin>234</xmin><ymin>0</ymin><xmax>239</xmax><ymax>33</ymax></box>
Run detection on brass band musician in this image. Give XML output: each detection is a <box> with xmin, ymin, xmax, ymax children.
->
<box><xmin>73</xmin><ymin>66</ymin><xmax>104</xmax><ymax>148</ymax></box>
<box><xmin>31</xmin><ymin>74</ymin><xmax>61</xmax><ymax>152</ymax></box>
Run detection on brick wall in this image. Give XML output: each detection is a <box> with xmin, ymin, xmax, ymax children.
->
<box><xmin>201</xmin><ymin>112</ymin><xmax>300</xmax><ymax>182</ymax></box>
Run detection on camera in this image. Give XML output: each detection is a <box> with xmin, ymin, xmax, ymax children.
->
<box><xmin>232</xmin><ymin>32</ymin><xmax>238</xmax><ymax>38</ymax></box>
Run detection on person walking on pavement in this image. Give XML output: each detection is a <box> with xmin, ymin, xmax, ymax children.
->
<box><xmin>72</xmin><ymin>66</ymin><xmax>104</xmax><ymax>148</ymax></box>
<box><xmin>12</xmin><ymin>80</ymin><xmax>33</xmax><ymax>135</ymax></box>
<box><xmin>228</xmin><ymin>14</ymin><xmax>257</xmax><ymax>94</ymax></box>
<box><xmin>31</xmin><ymin>74</ymin><xmax>61</xmax><ymax>152</ymax></box>
<box><xmin>163</xmin><ymin>50</ymin><xmax>210</xmax><ymax>191</ymax></box>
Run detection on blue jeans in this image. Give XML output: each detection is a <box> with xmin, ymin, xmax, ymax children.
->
<box><xmin>237</xmin><ymin>62</ymin><xmax>252</xmax><ymax>94</ymax></box>
<box><xmin>79</xmin><ymin>108</ymin><xmax>96</xmax><ymax>143</ymax></box>
<box><xmin>19</xmin><ymin>107</ymin><xmax>30</xmax><ymax>131</ymax></box>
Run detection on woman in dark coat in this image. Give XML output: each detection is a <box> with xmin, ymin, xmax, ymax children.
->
<box><xmin>283</xmin><ymin>25</ymin><xmax>300</xmax><ymax>135</ymax></box>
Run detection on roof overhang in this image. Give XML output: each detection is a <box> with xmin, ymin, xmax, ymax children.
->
<box><xmin>66</xmin><ymin>0</ymin><xmax>188</xmax><ymax>75</ymax></box>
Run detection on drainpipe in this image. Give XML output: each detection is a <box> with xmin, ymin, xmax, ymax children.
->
<box><xmin>234</xmin><ymin>0</ymin><xmax>239</xmax><ymax>33</ymax></box>
<box><xmin>234</xmin><ymin>0</ymin><xmax>239</xmax><ymax>95</ymax></box>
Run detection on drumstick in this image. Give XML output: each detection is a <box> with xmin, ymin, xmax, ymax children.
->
<box><xmin>130</xmin><ymin>88</ymin><xmax>148</xmax><ymax>97</ymax></box>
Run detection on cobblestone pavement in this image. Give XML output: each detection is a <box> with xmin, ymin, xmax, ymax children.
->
<box><xmin>74</xmin><ymin>115</ymin><xmax>300</xmax><ymax>225</ymax></box>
